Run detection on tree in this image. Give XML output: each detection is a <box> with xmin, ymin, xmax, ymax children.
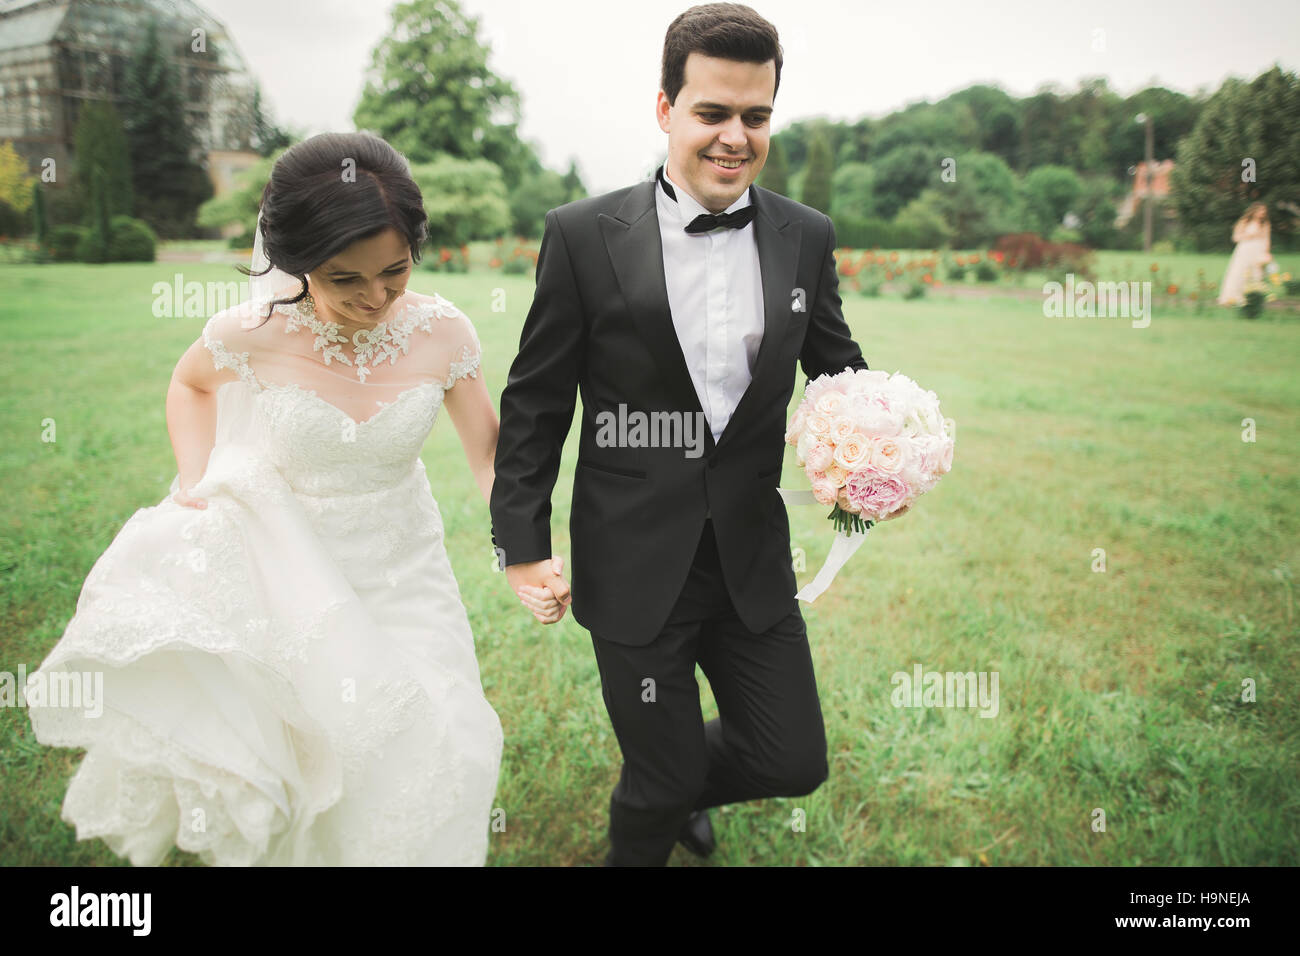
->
<box><xmin>895</xmin><ymin>190</ymin><xmax>954</xmax><ymax>248</ymax></box>
<box><xmin>802</xmin><ymin>128</ymin><xmax>833</xmax><ymax>215</ymax></box>
<box><xmin>249</xmin><ymin>84</ymin><xmax>292</xmax><ymax>157</ymax></box>
<box><xmin>78</xmin><ymin>164</ymin><xmax>111</xmax><ymax>262</ymax></box>
<box><xmin>1022</xmin><ymin>164</ymin><xmax>1084</xmax><ymax>235</ymax></box>
<box><xmin>829</xmin><ymin>162</ymin><xmax>873</xmax><ymax>220</ymax></box>
<box><xmin>1073</xmin><ymin>175</ymin><xmax>1120</xmax><ymax>248</ymax></box>
<box><xmin>0</xmin><ymin>140</ymin><xmax>34</xmax><ymax>214</ymax></box>
<box><xmin>870</xmin><ymin>144</ymin><xmax>938</xmax><ymax>221</ymax></box>
<box><xmin>197</xmin><ymin>153</ymin><xmax>278</xmax><ymax>238</ymax></box>
<box><xmin>410</xmin><ymin>155</ymin><xmax>511</xmax><ymax>246</ymax></box>
<box><xmin>509</xmin><ymin>168</ymin><xmax>568</xmax><ymax>238</ymax></box>
<box><xmin>120</xmin><ymin>20</ymin><xmax>213</xmax><ymax>237</ymax></box>
<box><xmin>560</xmin><ymin>159</ymin><xmax>587</xmax><ymax>203</ymax></box>
<box><xmin>73</xmin><ymin>100</ymin><xmax>133</xmax><ymax>219</ymax></box>
<box><xmin>353</xmin><ymin>0</ymin><xmax>539</xmax><ymax>191</ymax></box>
<box><xmin>923</xmin><ymin>151</ymin><xmax>1021</xmax><ymax>247</ymax></box>
<box><xmin>759</xmin><ymin>137</ymin><xmax>789</xmax><ymax>195</ymax></box>
<box><xmin>1110</xmin><ymin>85</ymin><xmax>1201</xmax><ymax>181</ymax></box>
<box><xmin>1170</xmin><ymin>66</ymin><xmax>1300</xmax><ymax>251</ymax></box>
<box><xmin>32</xmin><ymin>180</ymin><xmax>48</xmax><ymax>245</ymax></box>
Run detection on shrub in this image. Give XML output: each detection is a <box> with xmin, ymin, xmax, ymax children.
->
<box><xmin>76</xmin><ymin>228</ymin><xmax>109</xmax><ymax>262</ymax></box>
<box><xmin>833</xmin><ymin>215</ymin><xmax>929</xmax><ymax>251</ymax></box>
<box><xmin>422</xmin><ymin>247</ymin><xmax>469</xmax><ymax>273</ymax></box>
<box><xmin>501</xmin><ymin>255</ymin><xmax>531</xmax><ymax>276</ymax></box>
<box><xmin>108</xmin><ymin>215</ymin><xmax>157</xmax><ymax>261</ymax></box>
<box><xmin>48</xmin><ymin>224</ymin><xmax>87</xmax><ymax>261</ymax></box>
<box><xmin>993</xmin><ymin>232</ymin><xmax>1095</xmax><ymax>279</ymax></box>
<box><xmin>859</xmin><ymin>279</ymin><xmax>882</xmax><ymax>297</ymax></box>
<box><xmin>902</xmin><ymin>280</ymin><xmax>927</xmax><ymax>300</ymax></box>
<box><xmin>975</xmin><ymin>261</ymin><xmax>998</xmax><ymax>282</ymax></box>
<box><xmin>947</xmin><ymin>263</ymin><xmax>967</xmax><ymax>281</ymax></box>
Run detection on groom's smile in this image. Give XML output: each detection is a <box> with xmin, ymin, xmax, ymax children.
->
<box><xmin>657</xmin><ymin>52</ymin><xmax>775</xmax><ymax>214</ymax></box>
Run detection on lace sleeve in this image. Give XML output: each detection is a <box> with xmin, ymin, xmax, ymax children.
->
<box><xmin>438</xmin><ymin>308</ymin><xmax>482</xmax><ymax>392</ymax></box>
<box><xmin>202</xmin><ymin>308</ymin><xmax>262</xmax><ymax>390</ymax></box>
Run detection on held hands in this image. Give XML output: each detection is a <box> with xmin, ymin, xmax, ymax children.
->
<box><xmin>506</xmin><ymin>555</ymin><xmax>571</xmax><ymax>625</ymax></box>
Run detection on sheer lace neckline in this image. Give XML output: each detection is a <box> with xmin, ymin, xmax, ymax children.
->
<box><xmin>280</xmin><ymin>292</ymin><xmax>451</xmax><ymax>384</ymax></box>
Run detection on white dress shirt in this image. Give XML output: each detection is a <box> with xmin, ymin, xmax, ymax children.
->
<box><xmin>656</xmin><ymin>166</ymin><xmax>765</xmax><ymax>448</ymax></box>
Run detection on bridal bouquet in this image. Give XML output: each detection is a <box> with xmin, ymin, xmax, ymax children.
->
<box><xmin>785</xmin><ymin>368</ymin><xmax>954</xmax><ymax>538</ymax></box>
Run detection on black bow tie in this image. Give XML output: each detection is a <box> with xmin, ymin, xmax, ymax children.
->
<box><xmin>657</xmin><ymin>165</ymin><xmax>756</xmax><ymax>235</ymax></box>
<box><xmin>685</xmin><ymin>206</ymin><xmax>756</xmax><ymax>235</ymax></box>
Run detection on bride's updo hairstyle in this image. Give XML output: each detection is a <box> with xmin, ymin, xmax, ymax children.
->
<box><xmin>242</xmin><ymin>132</ymin><xmax>428</xmax><ymax>327</ymax></box>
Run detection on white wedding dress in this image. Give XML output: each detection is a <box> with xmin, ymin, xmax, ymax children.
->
<box><xmin>26</xmin><ymin>289</ymin><xmax>504</xmax><ymax>866</ymax></box>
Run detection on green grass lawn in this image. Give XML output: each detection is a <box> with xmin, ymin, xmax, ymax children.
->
<box><xmin>2</xmin><ymin>261</ymin><xmax>1297</xmax><ymax>866</ymax></box>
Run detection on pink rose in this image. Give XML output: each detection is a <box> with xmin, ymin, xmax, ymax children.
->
<box><xmin>805</xmin><ymin>440</ymin><xmax>834</xmax><ymax>472</ymax></box>
<box><xmin>810</xmin><ymin>472</ymin><xmax>839</xmax><ymax>505</ymax></box>
<box><xmin>845</xmin><ymin>470</ymin><xmax>910</xmax><ymax>520</ymax></box>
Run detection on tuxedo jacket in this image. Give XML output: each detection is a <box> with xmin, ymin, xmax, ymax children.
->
<box><xmin>489</xmin><ymin>177</ymin><xmax>868</xmax><ymax>646</ymax></box>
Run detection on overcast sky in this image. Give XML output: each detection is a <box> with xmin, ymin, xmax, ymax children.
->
<box><xmin>202</xmin><ymin>0</ymin><xmax>1300</xmax><ymax>194</ymax></box>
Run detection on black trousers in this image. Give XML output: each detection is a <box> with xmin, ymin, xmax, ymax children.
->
<box><xmin>589</xmin><ymin>518</ymin><xmax>829</xmax><ymax>866</ymax></box>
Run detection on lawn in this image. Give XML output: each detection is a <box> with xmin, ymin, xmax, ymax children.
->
<box><xmin>1</xmin><ymin>260</ymin><xmax>1297</xmax><ymax>866</ymax></box>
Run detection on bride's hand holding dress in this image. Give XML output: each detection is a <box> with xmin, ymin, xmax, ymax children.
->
<box><xmin>25</xmin><ymin>287</ymin><xmax>506</xmax><ymax>866</ymax></box>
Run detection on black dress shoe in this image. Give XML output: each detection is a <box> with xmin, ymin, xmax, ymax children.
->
<box><xmin>677</xmin><ymin>809</ymin><xmax>716</xmax><ymax>858</ymax></box>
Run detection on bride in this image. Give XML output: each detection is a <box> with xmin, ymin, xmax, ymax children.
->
<box><xmin>24</xmin><ymin>132</ymin><xmax>564</xmax><ymax>865</ymax></box>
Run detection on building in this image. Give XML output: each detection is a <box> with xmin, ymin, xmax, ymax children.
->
<box><xmin>0</xmin><ymin>0</ymin><xmax>262</xmax><ymax>217</ymax></box>
<box><xmin>1115</xmin><ymin>158</ymin><xmax>1176</xmax><ymax>228</ymax></box>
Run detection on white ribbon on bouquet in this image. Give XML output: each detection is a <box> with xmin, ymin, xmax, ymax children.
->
<box><xmin>776</xmin><ymin>488</ymin><xmax>872</xmax><ymax>603</ymax></box>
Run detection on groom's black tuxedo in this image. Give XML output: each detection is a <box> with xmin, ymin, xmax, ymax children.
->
<box><xmin>490</xmin><ymin>171</ymin><xmax>868</xmax><ymax>865</ymax></box>
<box><xmin>490</xmin><ymin>176</ymin><xmax>868</xmax><ymax>644</ymax></box>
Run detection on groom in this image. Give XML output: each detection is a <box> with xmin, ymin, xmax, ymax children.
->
<box><xmin>490</xmin><ymin>2</ymin><xmax>871</xmax><ymax>866</ymax></box>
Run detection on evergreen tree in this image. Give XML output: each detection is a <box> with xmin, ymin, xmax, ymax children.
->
<box><xmin>801</xmin><ymin>128</ymin><xmax>833</xmax><ymax>215</ymax></box>
<box><xmin>561</xmin><ymin>159</ymin><xmax>587</xmax><ymax>203</ymax></box>
<box><xmin>249</xmin><ymin>84</ymin><xmax>292</xmax><ymax>157</ymax></box>
<box><xmin>120</xmin><ymin>19</ymin><xmax>213</xmax><ymax>237</ymax></box>
<box><xmin>32</xmin><ymin>181</ymin><xmax>47</xmax><ymax>245</ymax></box>
<box><xmin>760</xmin><ymin>137</ymin><xmax>789</xmax><ymax>195</ymax></box>
<box><xmin>1171</xmin><ymin>66</ymin><xmax>1300</xmax><ymax>251</ymax></box>
<box><xmin>73</xmin><ymin>100</ymin><xmax>133</xmax><ymax>219</ymax></box>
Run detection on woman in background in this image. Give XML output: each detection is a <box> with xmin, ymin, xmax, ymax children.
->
<box><xmin>1218</xmin><ymin>202</ymin><xmax>1272</xmax><ymax>305</ymax></box>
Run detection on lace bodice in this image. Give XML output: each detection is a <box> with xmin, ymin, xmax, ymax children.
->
<box><xmin>200</xmin><ymin>290</ymin><xmax>482</xmax><ymax>496</ymax></box>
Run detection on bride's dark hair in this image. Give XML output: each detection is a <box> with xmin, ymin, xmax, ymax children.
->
<box><xmin>241</xmin><ymin>132</ymin><xmax>428</xmax><ymax>327</ymax></box>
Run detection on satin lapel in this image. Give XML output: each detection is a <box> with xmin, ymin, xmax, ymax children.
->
<box><xmin>713</xmin><ymin>188</ymin><xmax>800</xmax><ymax>455</ymax></box>
<box><xmin>599</xmin><ymin>181</ymin><xmax>713</xmax><ymax>450</ymax></box>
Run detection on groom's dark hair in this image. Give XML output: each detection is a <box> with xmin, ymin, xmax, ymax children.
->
<box><xmin>661</xmin><ymin>3</ymin><xmax>783</xmax><ymax>105</ymax></box>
